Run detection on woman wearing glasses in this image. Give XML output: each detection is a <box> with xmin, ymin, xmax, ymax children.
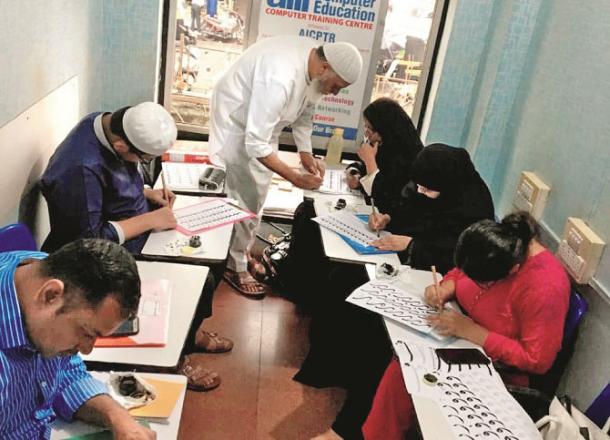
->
<box><xmin>362</xmin><ymin>212</ymin><xmax>570</xmax><ymax>439</ymax></box>
<box><xmin>345</xmin><ymin>97</ymin><xmax>423</xmax><ymax>212</ymax></box>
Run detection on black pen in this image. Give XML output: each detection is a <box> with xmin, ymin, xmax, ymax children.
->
<box><xmin>371</xmin><ymin>197</ymin><xmax>380</xmax><ymax>237</ymax></box>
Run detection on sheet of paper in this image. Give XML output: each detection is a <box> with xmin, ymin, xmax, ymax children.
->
<box><xmin>316</xmin><ymin>169</ymin><xmax>354</xmax><ymax>195</ymax></box>
<box><xmin>346</xmin><ymin>271</ymin><xmax>449</xmax><ymax>340</ymax></box>
<box><xmin>161</xmin><ymin>162</ymin><xmax>209</xmax><ymax>190</ymax></box>
<box><xmin>174</xmin><ymin>198</ymin><xmax>254</xmax><ymax>235</ymax></box>
<box><xmin>393</xmin><ymin>341</ymin><xmax>541</xmax><ymax>440</ymax></box>
<box><xmin>313</xmin><ymin>211</ymin><xmax>380</xmax><ymax>247</ymax></box>
<box><xmin>129</xmin><ymin>378</ymin><xmax>186</xmax><ymax>419</ymax></box>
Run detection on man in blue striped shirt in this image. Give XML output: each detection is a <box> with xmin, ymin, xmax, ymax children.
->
<box><xmin>0</xmin><ymin>239</ymin><xmax>155</xmax><ymax>439</ymax></box>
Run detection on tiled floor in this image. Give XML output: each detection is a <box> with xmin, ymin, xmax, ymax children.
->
<box><xmin>178</xmin><ymin>281</ymin><xmax>345</xmax><ymax>440</ymax></box>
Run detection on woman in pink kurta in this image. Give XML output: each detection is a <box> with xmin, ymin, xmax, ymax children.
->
<box><xmin>362</xmin><ymin>212</ymin><xmax>570</xmax><ymax>440</ymax></box>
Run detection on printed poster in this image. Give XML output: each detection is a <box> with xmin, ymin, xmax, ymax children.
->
<box><xmin>257</xmin><ymin>0</ymin><xmax>382</xmax><ymax>143</ymax></box>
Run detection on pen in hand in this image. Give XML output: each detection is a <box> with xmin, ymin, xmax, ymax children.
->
<box><xmin>371</xmin><ymin>197</ymin><xmax>380</xmax><ymax>237</ymax></box>
<box><xmin>160</xmin><ymin>171</ymin><xmax>170</xmax><ymax>204</ymax></box>
<box><xmin>431</xmin><ymin>265</ymin><xmax>443</xmax><ymax>312</ymax></box>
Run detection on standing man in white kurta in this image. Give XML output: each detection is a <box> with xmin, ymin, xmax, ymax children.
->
<box><xmin>209</xmin><ymin>36</ymin><xmax>363</xmax><ymax>297</ymax></box>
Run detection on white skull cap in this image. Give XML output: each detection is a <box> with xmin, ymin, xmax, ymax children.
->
<box><xmin>123</xmin><ymin>102</ymin><xmax>177</xmax><ymax>155</ymax></box>
<box><xmin>322</xmin><ymin>42</ymin><xmax>363</xmax><ymax>84</ymax></box>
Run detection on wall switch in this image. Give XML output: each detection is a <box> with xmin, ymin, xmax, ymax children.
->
<box><xmin>556</xmin><ymin>217</ymin><xmax>605</xmax><ymax>284</ymax></box>
<box><xmin>512</xmin><ymin>171</ymin><xmax>550</xmax><ymax>220</ymax></box>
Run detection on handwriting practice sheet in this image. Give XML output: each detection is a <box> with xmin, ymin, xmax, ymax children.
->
<box><xmin>346</xmin><ymin>277</ymin><xmax>448</xmax><ymax>340</ymax></box>
<box><xmin>174</xmin><ymin>199</ymin><xmax>254</xmax><ymax>235</ymax></box>
<box><xmin>313</xmin><ymin>211</ymin><xmax>380</xmax><ymax>246</ymax></box>
<box><xmin>393</xmin><ymin>340</ymin><xmax>542</xmax><ymax>440</ymax></box>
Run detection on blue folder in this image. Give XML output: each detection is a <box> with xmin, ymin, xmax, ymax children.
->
<box><xmin>336</xmin><ymin>215</ymin><xmax>394</xmax><ymax>255</ymax></box>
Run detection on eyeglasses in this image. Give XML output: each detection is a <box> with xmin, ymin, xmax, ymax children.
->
<box><xmin>129</xmin><ymin>144</ymin><xmax>155</xmax><ymax>165</ymax></box>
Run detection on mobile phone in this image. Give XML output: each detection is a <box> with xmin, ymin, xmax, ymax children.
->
<box><xmin>435</xmin><ymin>348</ymin><xmax>490</xmax><ymax>365</ymax></box>
<box><xmin>110</xmin><ymin>316</ymin><xmax>140</xmax><ymax>337</ymax></box>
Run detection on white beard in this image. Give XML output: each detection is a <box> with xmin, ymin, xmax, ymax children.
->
<box><xmin>306</xmin><ymin>79</ymin><xmax>325</xmax><ymax>104</ymax></box>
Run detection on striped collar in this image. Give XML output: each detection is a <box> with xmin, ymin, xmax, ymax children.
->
<box><xmin>0</xmin><ymin>251</ymin><xmax>47</xmax><ymax>349</ymax></box>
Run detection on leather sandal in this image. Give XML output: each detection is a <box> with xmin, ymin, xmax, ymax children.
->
<box><xmin>247</xmin><ymin>257</ymin><xmax>269</xmax><ymax>283</ymax></box>
<box><xmin>223</xmin><ymin>269</ymin><xmax>266</xmax><ymax>299</ymax></box>
<box><xmin>178</xmin><ymin>354</ymin><xmax>221</xmax><ymax>392</ymax></box>
<box><xmin>194</xmin><ymin>330</ymin><xmax>234</xmax><ymax>353</ymax></box>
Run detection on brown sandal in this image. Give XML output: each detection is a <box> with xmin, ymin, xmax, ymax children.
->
<box><xmin>179</xmin><ymin>355</ymin><xmax>221</xmax><ymax>392</ymax></box>
<box><xmin>223</xmin><ymin>269</ymin><xmax>266</xmax><ymax>299</ymax></box>
<box><xmin>247</xmin><ymin>257</ymin><xmax>268</xmax><ymax>283</ymax></box>
<box><xmin>194</xmin><ymin>330</ymin><xmax>234</xmax><ymax>353</ymax></box>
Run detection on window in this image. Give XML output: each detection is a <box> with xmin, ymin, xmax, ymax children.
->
<box><xmin>160</xmin><ymin>0</ymin><xmax>448</xmax><ymax>137</ymax></box>
<box><xmin>162</xmin><ymin>0</ymin><xmax>250</xmax><ymax>134</ymax></box>
<box><xmin>372</xmin><ymin>0</ymin><xmax>438</xmax><ymax>118</ymax></box>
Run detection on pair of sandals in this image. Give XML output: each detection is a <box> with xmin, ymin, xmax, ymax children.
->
<box><xmin>178</xmin><ymin>330</ymin><xmax>233</xmax><ymax>392</ymax></box>
<box><xmin>223</xmin><ymin>264</ymin><xmax>267</xmax><ymax>298</ymax></box>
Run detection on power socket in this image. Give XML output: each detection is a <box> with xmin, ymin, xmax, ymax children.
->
<box><xmin>512</xmin><ymin>172</ymin><xmax>550</xmax><ymax>220</ymax></box>
<box><xmin>556</xmin><ymin>217</ymin><xmax>605</xmax><ymax>284</ymax></box>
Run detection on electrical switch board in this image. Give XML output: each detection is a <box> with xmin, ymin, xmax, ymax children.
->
<box><xmin>512</xmin><ymin>171</ymin><xmax>550</xmax><ymax>220</ymax></box>
<box><xmin>556</xmin><ymin>217</ymin><xmax>605</xmax><ymax>284</ymax></box>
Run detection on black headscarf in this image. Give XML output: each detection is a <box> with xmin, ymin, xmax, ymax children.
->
<box><xmin>390</xmin><ymin>143</ymin><xmax>495</xmax><ymax>273</ymax></box>
<box><xmin>410</xmin><ymin>143</ymin><xmax>477</xmax><ymax>194</ymax></box>
<box><xmin>360</xmin><ymin>98</ymin><xmax>423</xmax><ymax>211</ymax></box>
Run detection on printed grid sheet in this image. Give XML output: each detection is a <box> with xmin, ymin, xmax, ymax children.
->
<box><xmin>394</xmin><ymin>340</ymin><xmax>542</xmax><ymax>440</ymax></box>
<box><xmin>313</xmin><ymin>211</ymin><xmax>379</xmax><ymax>246</ymax></box>
<box><xmin>174</xmin><ymin>199</ymin><xmax>254</xmax><ymax>235</ymax></box>
<box><xmin>162</xmin><ymin>162</ymin><xmax>208</xmax><ymax>189</ymax></box>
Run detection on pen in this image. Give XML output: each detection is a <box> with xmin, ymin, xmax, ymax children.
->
<box><xmin>371</xmin><ymin>197</ymin><xmax>379</xmax><ymax>237</ymax></box>
<box><xmin>431</xmin><ymin>265</ymin><xmax>443</xmax><ymax>311</ymax></box>
<box><xmin>160</xmin><ymin>171</ymin><xmax>170</xmax><ymax>204</ymax></box>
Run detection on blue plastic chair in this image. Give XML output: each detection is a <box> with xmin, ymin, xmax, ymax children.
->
<box><xmin>586</xmin><ymin>382</ymin><xmax>610</xmax><ymax>431</ymax></box>
<box><xmin>564</xmin><ymin>290</ymin><xmax>589</xmax><ymax>341</ymax></box>
<box><xmin>0</xmin><ymin>223</ymin><xmax>37</xmax><ymax>252</ymax></box>
<box><xmin>507</xmin><ymin>290</ymin><xmax>589</xmax><ymax>419</ymax></box>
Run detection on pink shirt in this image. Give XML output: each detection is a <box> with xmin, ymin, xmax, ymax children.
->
<box><xmin>443</xmin><ymin>250</ymin><xmax>570</xmax><ymax>375</ymax></box>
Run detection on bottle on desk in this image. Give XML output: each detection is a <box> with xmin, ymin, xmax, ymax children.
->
<box><xmin>325</xmin><ymin>127</ymin><xmax>345</xmax><ymax>165</ymax></box>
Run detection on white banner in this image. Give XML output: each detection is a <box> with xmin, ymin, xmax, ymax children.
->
<box><xmin>257</xmin><ymin>0</ymin><xmax>382</xmax><ymax>142</ymax></box>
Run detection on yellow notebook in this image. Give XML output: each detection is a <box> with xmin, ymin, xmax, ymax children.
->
<box><xmin>128</xmin><ymin>378</ymin><xmax>185</xmax><ymax>419</ymax></box>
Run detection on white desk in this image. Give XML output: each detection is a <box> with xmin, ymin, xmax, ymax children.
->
<box><xmin>51</xmin><ymin>372</ymin><xmax>186</xmax><ymax>440</ymax></box>
<box><xmin>82</xmin><ymin>261</ymin><xmax>208</xmax><ymax>368</ymax></box>
<box><xmin>262</xmin><ymin>153</ymin><xmax>355</xmax><ymax>220</ymax></box>
<box><xmin>314</xmin><ymin>194</ymin><xmax>401</xmax><ymax>266</ymax></box>
<box><xmin>366</xmin><ymin>264</ymin><xmax>537</xmax><ymax>440</ymax></box>
<box><xmin>141</xmin><ymin>195</ymin><xmax>232</xmax><ymax>264</ymax></box>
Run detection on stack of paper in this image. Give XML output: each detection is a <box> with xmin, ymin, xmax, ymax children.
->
<box><xmin>95</xmin><ymin>279</ymin><xmax>171</xmax><ymax>348</ymax></box>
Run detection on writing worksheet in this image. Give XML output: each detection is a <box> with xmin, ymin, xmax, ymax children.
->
<box><xmin>317</xmin><ymin>169</ymin><xmax>353</xmax><ymax>195</ymax></box>
<box><xmin>174</xmin><ymin>199</ymin><xmax>255</xmax><ymax>235</ymax></box>
<box><xmin>346</xmin><ymin>277</ymin><xmax>448</xmax><ymax>340</ymax></box>
<box><xmin>393</xmin><ymin>340</ymin><xmax>542</xmax><ymax>440</ymax></box>
<box><xmin>313</xmin><ymin>211</ymin><xmax>379</xmax><ymax>246</ymax></box>
<box><xmin>162</xmin><ymin>162</ymin><xmax>208</xmax><ymax>190</ymax></box>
